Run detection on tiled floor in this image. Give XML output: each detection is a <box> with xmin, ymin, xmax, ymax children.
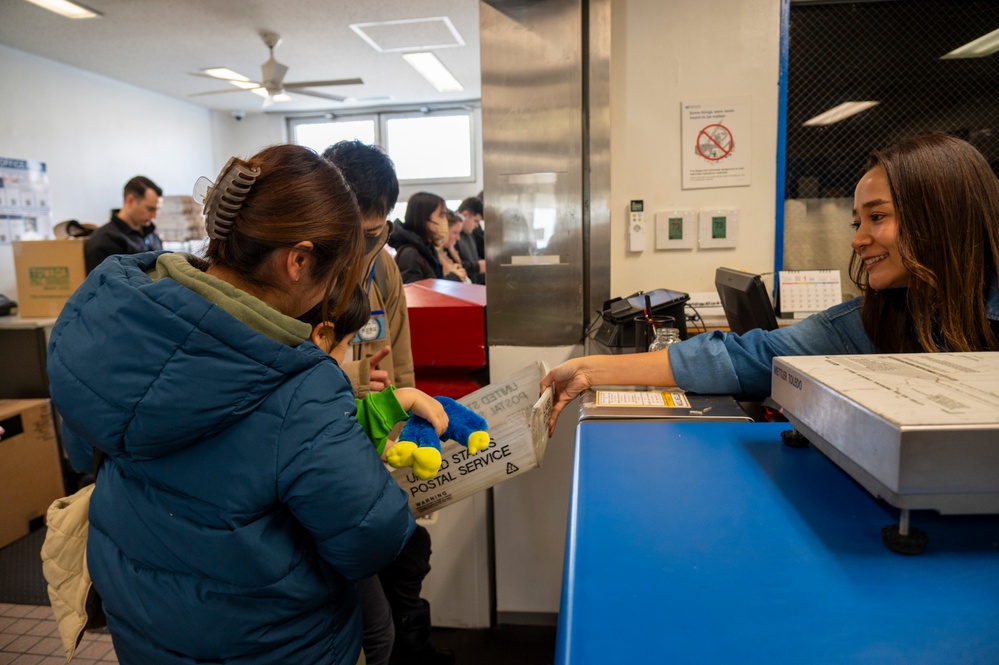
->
<box><xmin>0</xmin><ymin>603</ymin><xmax>117</xmax><ymax>664</ymax></box>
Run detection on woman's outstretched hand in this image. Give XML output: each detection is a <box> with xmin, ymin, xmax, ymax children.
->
<box><xmin>539</xmin><ymin>357</ymin><xmax>594</xmax><ymax>437</ymax></box>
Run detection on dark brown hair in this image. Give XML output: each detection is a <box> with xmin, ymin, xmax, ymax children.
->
<box><xmin>321</xmin><ymin>140</ymin><xmax>399</xmax><ymax>219</ymax></box>
<box><xmin>299</xmin><ymin>283</ymin><xmax>369</xmax><ymax>346</ymax></box>
<box><xmin>203</xmin><ymin>144</ymin><xmax>363</xmax><ymax>322</ymax></box>
<box><xmin>123</xmin><ymin>175</ymin><xmax>162</xmax><ymax>200</ymax></box>
<box><xmin>849</xmin><ymin>133</ymin><xmax>999</xmax><ymax>352</ymax></box>
<box><xmin>457</xmin><ymin>196</ymin><xmax>483</xmax><ymax>217</ymax></box>
<box><xmin>403</xmin><ymin>192</ymin><xmax>446</xmax><ymax>246</ymax></box>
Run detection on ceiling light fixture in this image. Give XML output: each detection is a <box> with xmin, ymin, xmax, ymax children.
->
<box><xmin>940</xmin><ymin>27</ymin><xmax>999</xmax><ymax>59</ymax></box>
<box><xmin>802</xmin><ymin>101</ymin><xmax>879</xmax><ymax>127</ymax></box>
<box><xmin>402</xmin><ymin>52</ymin><xmax>463</xmax><ymax>93</ymax></box>
<box><xmin>23</xmin><ymin>0</ymin><xmax>100</xmax><ymax>19</ymax></box>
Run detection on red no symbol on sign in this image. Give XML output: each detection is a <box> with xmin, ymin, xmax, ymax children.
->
<box><xmin>696</xmin><ymin>124</ymin><xmax>734</xmax><ymax>161</ymax></box>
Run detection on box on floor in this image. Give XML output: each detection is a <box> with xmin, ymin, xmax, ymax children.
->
<box><xmin>0</xmin><ymin>399</ymin><xmax>64</xmax><ymax>548</ymax></box>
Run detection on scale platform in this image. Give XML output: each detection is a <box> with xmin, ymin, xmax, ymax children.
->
<box><xmin>771</xmin><ymin>352</ymin><xmax>999</xmax><ymax>516</ymax></box>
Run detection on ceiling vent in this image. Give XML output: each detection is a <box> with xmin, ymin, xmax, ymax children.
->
<box><xmin>350</xmin><ymin>17</ymin><xmax>465</xmax><ymax>53</ymax></box>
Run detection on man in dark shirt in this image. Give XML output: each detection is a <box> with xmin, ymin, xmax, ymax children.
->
<box><xmin>85</xmin><ymin>176</ymin><xmax>163</xmax><ymax>273</ymax></box>
<box><xmin>456</xmin><ymin>196</ymin><xmax>485</xmax><ymax>284</ymax></box>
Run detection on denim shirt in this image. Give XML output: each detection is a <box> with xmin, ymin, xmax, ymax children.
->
<box><xmin>670</xmin><ymin>278</ymin><xmax>999</xmax><ymax>397</ymax></box>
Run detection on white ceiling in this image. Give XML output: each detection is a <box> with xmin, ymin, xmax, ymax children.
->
<box><xmin>0</xmin><ymin>0</ymin><xmax>482</xmax><ymax>114</ymax></box>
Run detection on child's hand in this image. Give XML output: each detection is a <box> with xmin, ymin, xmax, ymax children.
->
<box><xmin>367</xmin><ymin>346</ymin><xmax>391</xmax><ymax>392</ymax></box>
<box><xmin>396</xmin><ymin>388</ymin><xmax>449</xmax><ymax>437</ymax></box>
<box><xmin>381</xmin><ymin>438</ymin><xmax>397</xmax><ymax>462</ymax></box>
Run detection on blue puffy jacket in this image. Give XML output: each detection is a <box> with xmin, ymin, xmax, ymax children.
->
<box><xmin>47</xmin><ymin>252</ymin><xmax>415</xmax><ymax>665</ymax></box>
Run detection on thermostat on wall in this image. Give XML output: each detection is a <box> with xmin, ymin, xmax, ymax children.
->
<box><xmin>655</xmin><ymin>210</ymin><xmax>695</xmax><ymax>250</ymax></box>
<box><xmin>698</xmin><ymin>208</ymin><xmax>738</xmax><ymax>249</ymax></box>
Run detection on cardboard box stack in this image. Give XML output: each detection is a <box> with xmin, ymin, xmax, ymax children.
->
<box><xmin>156</xmin><ymin>195</ymin><xmax>206</xmax><ymax>242</ymax></box>
<box><xmin>391</xmin><ymin>361</ymin><xmax>553</xmax><ymax>517</ymax></box>
<box><xmin>0</xmin><ymin>399</ymin><xmax>65</xmax><ymax>548</ymax></box>
<box><xmin>12</xmin><ymin>239</ymin><xmax>87</xmax><ymax>317</ymax></box>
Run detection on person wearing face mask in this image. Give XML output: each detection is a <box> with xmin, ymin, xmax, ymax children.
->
<box><xmin>389</xmin><ymin>192</ymin><xmax>466</xmax><ymax>284</ymax></box>
<box><xmin>322</xmin><ymin>141</ymin><xmax>414</xmax><ymax>398</ymax></box>
<box><xmin>541</xmin><ymin>132</ymin><xmax>999</xmax><ymax>435</ymax></box>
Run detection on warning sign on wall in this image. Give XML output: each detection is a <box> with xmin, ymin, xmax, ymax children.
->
<box><xmin>681</xmin><ymin>97</ymin><xmax>751</xmax><ymax>189</ymax></box>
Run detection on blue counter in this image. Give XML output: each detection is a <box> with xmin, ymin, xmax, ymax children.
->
<box><xmin>556</xmin><ymin>421</ymin><xmax>999</xmax><ymax>664</ymax></box>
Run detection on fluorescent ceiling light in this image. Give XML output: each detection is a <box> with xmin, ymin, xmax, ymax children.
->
<box><xmin>402</xmin><ymin>52</ymin><xmax>463</xmax><ymax>92</ymax></box>
<box><xmin>23</xmin><ymin>0</ymin><xmax>100</xmax><ymax>19</ymax></box>
<box><xmin>940</xmin><ymin>27</ymin><xmax>999</xmax><ymax>59</ymax></box>
<box><xmin>202</xmin><ymin>68</ymin><xmax>259</xmax><ymax>90</ymax></box>
<box><xmin>802</xmin><ymin>101</ymin><xmax>879</xmax><ymax>126</ymax></box>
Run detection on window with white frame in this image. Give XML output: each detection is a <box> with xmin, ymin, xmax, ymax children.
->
<box><xmin>384</xmin><ymin>112</ymin><xmax>473</xmax><ymax>182</ymax></box>
<box><xmin>289</xmin><ymin>108</ymin><xmax>476</xmax><ymax>185</ymax></box>
<box><xmin>293</xmin><ymin>117</ymin><xmax>377</xmax><ymax>154</ymax></box>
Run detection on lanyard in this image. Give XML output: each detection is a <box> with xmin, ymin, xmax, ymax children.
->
<box><xmin>366</xmin><ymin>260</ymin><xmax>377</xmax><ymax>296</ymax></box>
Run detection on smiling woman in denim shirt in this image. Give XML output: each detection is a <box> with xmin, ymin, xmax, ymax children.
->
<box><xmin>542</xmin><ymin>133</ymin><xmax>999</xmax><ymax>434</ymax></box>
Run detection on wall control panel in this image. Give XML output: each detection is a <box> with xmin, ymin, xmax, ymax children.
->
<box><xmin>628</xmin><ymin>200</ymin><xmax>645</xmax><ymax>252</ymax></box>
<box><xmin>654</xmin><ymin>209</ymin><xmax>695</xmax><ymax>250</ymax></box>
<box><xmin>698</xmin><ymin>208</ymin><xmax>738</xmax><ymax>249</ymax></box>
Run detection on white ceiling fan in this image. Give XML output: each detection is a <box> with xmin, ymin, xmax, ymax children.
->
<box><xmin>189</xmin><ymin>30</ymin><xmax>362</xmax><ymax>108</ymax></box>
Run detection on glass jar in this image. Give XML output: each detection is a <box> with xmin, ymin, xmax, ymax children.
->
<box><xmin>648</xmin><ymin>327</ymin><xmax>681</xmax><ymax>352</ymax></box>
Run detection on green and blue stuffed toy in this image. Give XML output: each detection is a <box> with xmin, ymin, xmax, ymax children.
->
<box><xmin>386</xmin><ymin>396</ymin><xmax>490</xmax><ymax>480</ymax></box>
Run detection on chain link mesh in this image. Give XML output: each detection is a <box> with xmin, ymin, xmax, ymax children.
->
<box><xmin>783</xmin><ymin>0</ymin><xmax>999</xmax><ymax>296</ymax></box>
<box><xmin>787</xmin><ymin>0</ymin><xmax>999</xmax><ymax>199</ymax></box>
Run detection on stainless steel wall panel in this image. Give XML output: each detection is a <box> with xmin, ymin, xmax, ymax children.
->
<box><xmin>481</xmin><ymin>0</ymin><xmax>586</xmax><ymax>345</ymax></box>
<box><xmin>585</xmin><ymin>0</ymin><xmax>611</xmax><ymax>337</ymax></box>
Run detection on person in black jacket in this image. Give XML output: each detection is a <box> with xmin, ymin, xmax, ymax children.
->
<box><xmin>389</xmin><ymin>192</ymin><xmax>464</xmax><ymax>284</ymax></box>
<box><xmin>85</xmin><ymin>176</ymin><xmax>163</xmax><ymax>273</ymax></box>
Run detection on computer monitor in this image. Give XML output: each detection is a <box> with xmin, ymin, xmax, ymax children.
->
<box><xmin>714</xmin><ymin>267</ymin><xmax>779</xmax><ymax>335</ymax></box>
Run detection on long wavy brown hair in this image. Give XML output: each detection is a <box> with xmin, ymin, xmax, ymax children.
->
<box><xmin>849</xmin><ymin>133</ymin><xmax>999</xmax><ymax>352</ymax></box>
<box><xmin>202</xmin><ymin>144</ymin><xmax>363</xmax><ymax>324</ymax></box>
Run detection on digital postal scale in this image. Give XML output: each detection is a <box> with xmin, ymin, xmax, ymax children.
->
<box><xmin>771</xmin><ymin>352</ymin><xmax>999</xmax><ymax>553</ymax></box>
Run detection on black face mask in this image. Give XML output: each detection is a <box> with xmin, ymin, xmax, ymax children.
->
<box><xmin>364</xmin><ymin>220</ymin><xmax>391</xmax><ymax>255</ymax></box>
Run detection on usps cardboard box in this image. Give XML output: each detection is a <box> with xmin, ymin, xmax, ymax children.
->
<box><xmin>392</xmin><ymin>361</ymin><xmax>553</xmax><ymax>517</ymax></box>
<box><xmin>0</xmin><ymin>399</ymin><xmax>65</xmax><ymax>548</ymax></box>
<box><xmin>12</xmin><ymin>239</ymin><xmax>87</xmax><ymax>317</ymax></box>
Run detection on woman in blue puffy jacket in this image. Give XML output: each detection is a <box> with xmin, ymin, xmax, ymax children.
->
<box><xmin>47</xmin><ymin>144</ymin><xmax>416</xmax><ymax>665</ymax></box>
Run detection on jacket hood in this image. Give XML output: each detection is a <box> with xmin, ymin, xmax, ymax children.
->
<box><xmin>47</xmin><ymin>252</ymin><xmax>326</xmax><ymax>462</ymax></box>
<box><xmin>388</xmin><ymin>224</ymin><xmax>437</xmax><ymax>265</ymax></box>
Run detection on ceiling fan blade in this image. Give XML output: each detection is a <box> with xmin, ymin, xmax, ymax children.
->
<box><xmin>187</xmin><ymin>86</ymin><xmax>263</xmax><ymax>97</ymax></box>
<box><xmin>289</xmin><ymin>89</ymin><xmax>348</xmax><ymax>102</ymax></box>
<box><xmin>283</xmin><ymin>78</ymin><xmax>363</xmax><ymax>89</ymax></box>
<box><xmin>188</xmin><ymin>71</ymin><xmax>256</xmax><ymax>82</ymax></box>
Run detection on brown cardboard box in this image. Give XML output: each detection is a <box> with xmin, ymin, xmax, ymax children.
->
<box><xmin>391</xmin><ymin>362</ymin><xmax>553</xmax><ymax>518</ymax></box>
<box><xmin>0</xmin><ymin>399</ymin><xmax>65</xmax><ymax>548</ymax></box>
<box><xmin>12</xmin><ymin>239</ymin><xmax>87</xmax><ymax>318</ymax></box>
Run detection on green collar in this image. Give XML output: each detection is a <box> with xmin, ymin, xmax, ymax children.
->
<box><xmin>149</xmin><ymin>253</ymin><xmax>311</xmax><ymax>347</ymax></box>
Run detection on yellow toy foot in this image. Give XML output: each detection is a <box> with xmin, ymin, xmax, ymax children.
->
<box><xmin>386</xmin><ymin>441</ymin><xmax>417</xmax><ymax>469</ymax></box>
<box><xmin>411</xmin><ymin>447</ymin><xmax>443</xmax><ymax>480</ymax></box>
<box><xmin>466</xmin><ymin>431</ymin><xmax>490</xmax><ymax>455</ymax></box>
